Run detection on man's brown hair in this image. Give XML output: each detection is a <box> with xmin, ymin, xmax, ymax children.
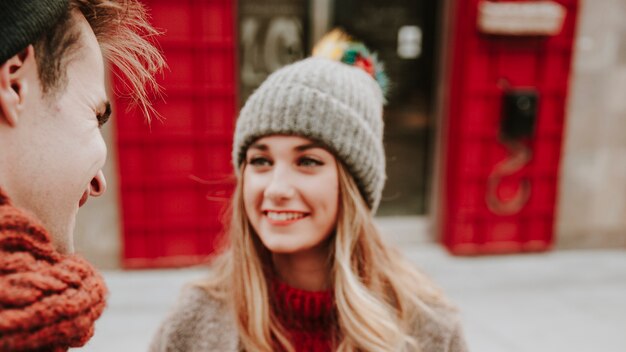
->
<box><xmin>34</xmin><ymin>0</ymin><xmax>165</xmax><ymax>119</ymax></box>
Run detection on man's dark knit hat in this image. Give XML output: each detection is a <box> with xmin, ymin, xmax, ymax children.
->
<box><xmin>0</xmin><ymin>0</ymin><xmax>69</xmax><ymax>63</ymax></box>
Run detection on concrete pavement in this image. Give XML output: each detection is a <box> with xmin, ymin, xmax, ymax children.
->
<box><xmin>77</xmin><ymin>218</ymin><xmax>626</xmax><ymax>351</ymax></box>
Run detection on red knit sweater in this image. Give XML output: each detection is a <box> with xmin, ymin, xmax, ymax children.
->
<box><xmin>271</xmin><ymin>280</ymin><xmax>336</xmax><ymax>352</ymax></box>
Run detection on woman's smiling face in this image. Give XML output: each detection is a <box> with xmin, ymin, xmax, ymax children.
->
<box><xmin>243</xmin><ymin>135</ymin><xmax>339</xmax><ymax>255</ymax></box>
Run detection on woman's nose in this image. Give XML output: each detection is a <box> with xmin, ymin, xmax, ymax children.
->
<box><xmin>89</xmin><ymin>170</ymin><xmax>107</xmax><ymax>197</ymax></box>
<box><xmin>264</xmin><ymin>167</ymin><xmax>295</xmax><ymax>201</ymax></box>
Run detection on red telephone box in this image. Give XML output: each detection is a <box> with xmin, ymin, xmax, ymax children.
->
<box><xmin>439</xmin><ymin>0</ymin><xmax>579</xmax><ymax>254</ymax></box>
<box><xmin>113</xmin><ymin>0</ymin><xmax>237</xmax><ymax>268</ymax></box>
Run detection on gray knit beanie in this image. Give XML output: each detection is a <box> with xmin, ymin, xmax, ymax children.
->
<box><xmin>233</xmin><ymin>56</ymin><xmax>386</xmax><ymax>210</ymax></box>
<box><xmin>0</xmin><ymin>0</ymin><xmax>69</xmax><ymax>63</ymax></box>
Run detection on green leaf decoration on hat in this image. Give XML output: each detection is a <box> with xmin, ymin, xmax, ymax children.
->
<box><xmin>313</xmin><ymin>29</ymin><xmax>389</xmax><ymax>99</ymax></box>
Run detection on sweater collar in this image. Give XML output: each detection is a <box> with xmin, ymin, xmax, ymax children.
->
<box><xmin>271</xmin><ymin>278</ymin><xmax>335</xmax><ymax>331</ymax></box>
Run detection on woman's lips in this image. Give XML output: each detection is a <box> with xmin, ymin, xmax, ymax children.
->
<box><xmin>263</xmin><ymin>210</ymin><xmax>309</xmax><ymax>226</ymax></box>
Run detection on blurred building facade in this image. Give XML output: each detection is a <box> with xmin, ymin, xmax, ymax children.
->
<box><xmin>557</xmin><ymin>0</ymin><xmax>626</xmax><ymax>249</ymax></box>
<box><xmin>74</xmin><ymin>0</ymin><xmax>625</xmax><ymax>268</ymax></box>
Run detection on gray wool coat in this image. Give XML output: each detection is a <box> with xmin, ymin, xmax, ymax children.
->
<box><xmin>149</xmin><ymin>285</ymin><xmax>469</xmax><ymax>352</ymax></box>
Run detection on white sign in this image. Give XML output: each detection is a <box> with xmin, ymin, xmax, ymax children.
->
<box><xmin>397</xmin><ymin>26</ymin><xmax>422</xmax><ymax>59</ymax></box>
<box><xmin>477</xmin><ymin>1</ymin><xmax>566</xmax><ymax>36</ymax></box>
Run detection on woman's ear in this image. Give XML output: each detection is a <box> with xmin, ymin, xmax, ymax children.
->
<box><xmin>0</xmin><ymin>45</ymin><xmax>35</xmax><ymax>127</ymax></box>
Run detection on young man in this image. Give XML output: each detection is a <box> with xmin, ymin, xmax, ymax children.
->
<box><xmin>0</xmin><ymin>0</ymin><xmax>165</xmax><ymax>350</ymax></box>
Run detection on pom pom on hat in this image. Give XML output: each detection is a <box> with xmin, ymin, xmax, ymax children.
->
<box><xmin>313</xmin><ymin>29</ymin><xmax>389</xmax><ymax>100</ymax></box>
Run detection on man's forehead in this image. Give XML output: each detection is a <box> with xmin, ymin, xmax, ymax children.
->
<box><xmin>66</xmin><ymin>12</ymin><xmax>108</xmax><ymax>95</ymax></box>
<box><xmin>72</xmin><ymin>11</ymin><xmax>102</xmax><ymax>56</ymax></box>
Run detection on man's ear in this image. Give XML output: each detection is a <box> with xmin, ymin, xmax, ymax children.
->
<box><xmin>0</xmin><ymin>45</ymin><xmax>36</xmax><ymax>127</ymax></box>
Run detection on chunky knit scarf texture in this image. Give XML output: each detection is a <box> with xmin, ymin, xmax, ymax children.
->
<box><xmin>0</xmin><ymin>188</ymin><xmax>107</xmax><ymax>352</ymax></box>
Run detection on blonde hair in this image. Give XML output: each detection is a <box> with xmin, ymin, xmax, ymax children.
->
<box><xmin>200</xmin><ymin>162</ymin><xmax>451</xmax><ymax>351</ymax></box>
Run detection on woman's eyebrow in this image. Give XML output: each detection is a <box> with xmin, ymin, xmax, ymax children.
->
<box><xmin>248</xmin><ymin>143</ymin><xmax>268</xmax><ymax>151</ymax></box>
<box><xmin>295</xmin><ymin>142</ymin><xmax>324</xmax><ymax>151</ymax></box>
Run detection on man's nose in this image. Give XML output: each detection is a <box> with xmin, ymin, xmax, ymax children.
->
<box><xmin>90</xmin><ymin>170</ymin><xmax>107</xmax><ymax>197</ymax></box>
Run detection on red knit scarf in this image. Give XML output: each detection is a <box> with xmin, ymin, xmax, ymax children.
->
<box><xmin>271</xmin><ymin>279</ymin><xmax>336</xmax><ymax>352</ymax></box>
<box><xmin>0</xmin><ymin>188</ymin><xmax>107</xmax><ymax>352</ymax></box>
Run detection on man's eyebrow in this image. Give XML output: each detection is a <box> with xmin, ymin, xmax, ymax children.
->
<box><xmin>97</xmin><ymin>101</ymin><xmax>112</xmax><ymax>127</ymax></box>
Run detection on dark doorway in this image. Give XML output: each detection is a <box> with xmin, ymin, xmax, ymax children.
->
<box><xmin>238</xmin><ymin>0</ymin><xmax>309</xmax><ymax>105</ymax></box>
<box><xmin>333</xmin><ymin>0</ymin><xmax>440</xmax><ymax>215</ymax></box>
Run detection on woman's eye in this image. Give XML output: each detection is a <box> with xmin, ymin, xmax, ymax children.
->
<box><xmin>298</xmin><ymin>157</ymin><xmax>323</xmax><ymax>167</ymax></box>
<box><xmin>248</xmin><ymin>156</ymin><xmax>272</xmax><ymax>167</ymax></box>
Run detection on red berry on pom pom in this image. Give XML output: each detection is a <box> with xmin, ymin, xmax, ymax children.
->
<box><xmin>355</xmin><ymin>56</ymin><xmax>375</xmax><ymax>76</ymax></box>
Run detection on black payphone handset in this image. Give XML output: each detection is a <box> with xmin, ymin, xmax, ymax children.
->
<box><xmin>486</xmin><ymin>84</ymin><xmax>538</xmax><ymax>215</ymax></box>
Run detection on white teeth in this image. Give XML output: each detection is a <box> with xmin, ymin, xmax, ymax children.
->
<box><xmin>266</xmin><ymin>212</ymin><xmax>305</xmax><ymax>221</ymax></box>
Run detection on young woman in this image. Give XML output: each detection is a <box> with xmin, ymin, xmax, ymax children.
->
<box><xmin>150</xmin><ymin>31</ymin><xmax>468</xmax><ymax>352</ymax></box>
